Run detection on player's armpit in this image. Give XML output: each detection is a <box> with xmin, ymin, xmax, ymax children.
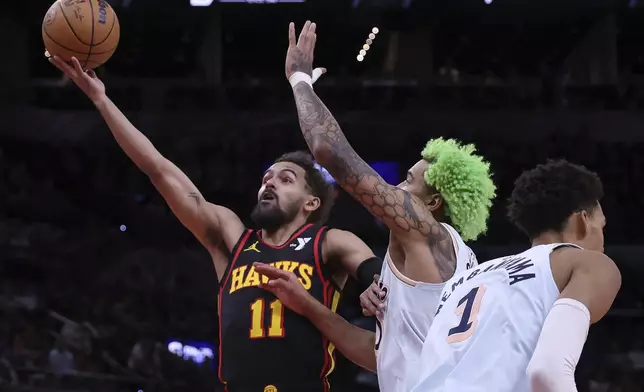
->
<box><xmin>558</xmin><ymin>250</ymin><xmax>621</xmax><ymax>324</ymax></box>
<box><xmin>149</xmin><ymin>162</ymin><xmax>245</xmax><ymax>253</ymax></box>
<box><xmin>291</xmin><ymin>83</ymin><xmax>439</xmax><ymax>241</ymax></box>
<box><xmin>303</xmin><ymin>298</ymin><xmax>377</xmax><ymax>373</ymax></box>
<box><xmin>323</xmin><ymin>229</ymin><xmax>379</xmax><ymax>287</ymax></box>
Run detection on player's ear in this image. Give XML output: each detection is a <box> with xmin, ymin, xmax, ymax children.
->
<box><xmin>426</xmin><ymin>193</ymin><xmax>443</xmax><ymax>212</ymax></box>
<box><xmin>579</xmin><ymin>209</ymin><xmax>592</xmax><ymax>237</ymax></box>
<box><xmin>304</xmin><ymin>197</ymin><xmax>321</xmax><ymax>213</ymax></box>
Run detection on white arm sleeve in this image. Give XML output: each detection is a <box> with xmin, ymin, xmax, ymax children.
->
<box><xmin>526</xmin><ymin>298</ymin><xmax>590</xmax><ymax>392</ymax></box>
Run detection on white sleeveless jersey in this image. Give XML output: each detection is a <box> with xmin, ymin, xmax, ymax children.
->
<box><xmin>375</xmin><ymin>223</ymin><xmax>477</xmax><ymax>392</ymax></box>
<box><xmin>409</xmin><ymin>243</ymin><xmax>581</xmax><ymax>392</ymax></box>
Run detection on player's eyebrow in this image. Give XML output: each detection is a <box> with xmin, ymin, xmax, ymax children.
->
<box><xmin>407</xmin><ymin>171</ymin><xmax>414</xmax><ymax>181</ymax></box>
<box><xmin>281</xmin><ymin>169</ymin><xmax>298</xmax><ymax>178</ymax></box>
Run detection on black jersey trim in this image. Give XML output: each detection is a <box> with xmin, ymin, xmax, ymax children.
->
<box><xmin>217</xmin><ymin>229</ymin><xmax>253</xmax><ymax>386</ymax></box>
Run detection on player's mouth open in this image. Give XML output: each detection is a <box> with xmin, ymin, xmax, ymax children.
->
<box><xmin>260</xmin><ymin>192</ymin><xmax>277</xmax><ymax>203</ymax></box>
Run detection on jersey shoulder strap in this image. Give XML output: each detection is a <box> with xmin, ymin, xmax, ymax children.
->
<box><xmin>218</xmin><ymin>228</ymin><xmax>253</xmax><ymax>285</ymax></box>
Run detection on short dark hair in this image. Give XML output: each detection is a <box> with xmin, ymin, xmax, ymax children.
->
<box><xmin>507</xmin><ymin>159</ymin><xmax>604</xmax><ymax>239</ymax></box>
<box><xmin>274</xmin><ymin>151</ymin><xmax>334</xmax><ymax>224</ymax></box>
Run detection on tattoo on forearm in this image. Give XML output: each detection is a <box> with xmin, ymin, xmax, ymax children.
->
<box><xmin>188</xmin><ymin>192</ymin><xmax>201</xmax><ymax>205</ymax></box>
<box><xmin>293</xmin><ymin>83</ymin><xmax>427</xmax><ymax>232</ymax></box>
<box><xmin>292</xmin><ymin>83</ymin><xmax>456</xmax><ymax>279</ymax></box>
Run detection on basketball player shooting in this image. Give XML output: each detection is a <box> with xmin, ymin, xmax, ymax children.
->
<box><xmin>408</xmin><ymin>160</ymin><xmax>621</xmax><ymax>392</ymax></box>
<box><xmin>48</xmin><ymin>55</ymin><xmax>385</xmax><ymax>392</ymax></box>
<box><xmin>257</xmin><ymin>21</ymin><xmax>495</xmax><ymax>391</ymax></box>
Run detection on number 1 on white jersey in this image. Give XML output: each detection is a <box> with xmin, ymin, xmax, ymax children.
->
<box><xmin>446</xmin><ymin>285</ymin><xmax>487</xmax><ymax>343</ymax></box>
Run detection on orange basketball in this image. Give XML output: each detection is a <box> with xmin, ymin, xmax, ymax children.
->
<box><xmin>42</xmin><ymin>0</ymin><xmax>120</xmax><ymax>69</ymax></box>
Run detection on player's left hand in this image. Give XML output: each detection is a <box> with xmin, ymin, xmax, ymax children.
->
<box><xmin>255</xmin><ymin>263</ymin><xmax>315</xmax><ymax>316</ymax></box>
<box><xmin>285</xmin><ymin>21</ymin><xmax>327</xmax><ymax>81</ymax></box>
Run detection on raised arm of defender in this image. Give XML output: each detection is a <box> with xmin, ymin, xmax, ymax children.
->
<box><xmin>285</xmin><ymin>22</ymin><xmax>442</xmax><ymax>245</ymax></box>
<box><xmin>49</xmin><ymin>57</ymin><xmax>245</xmax><ymax>268</ymax></box>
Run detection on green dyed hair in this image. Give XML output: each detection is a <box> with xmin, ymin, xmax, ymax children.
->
<box><xmin>421</xmin><ymin>138</ymin><xmax>496</xmax><ymax>241</ymax></box>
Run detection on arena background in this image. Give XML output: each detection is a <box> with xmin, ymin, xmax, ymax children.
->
<box><xmin>1</xmin><ymin>0</ymin><xmax>643</xmax><ymax>390</ymax></box>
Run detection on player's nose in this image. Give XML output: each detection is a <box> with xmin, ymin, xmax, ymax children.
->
<box><xmin>264</xmin><ymin>178</ymin><xmax>277</xmax><ymax>189</ymax></box>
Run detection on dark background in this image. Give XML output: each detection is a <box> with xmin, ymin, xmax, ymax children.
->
<box><xmin>0</xmin><ymin>0</ymin><xmax>643</xmax><ymax>391</ymax></box>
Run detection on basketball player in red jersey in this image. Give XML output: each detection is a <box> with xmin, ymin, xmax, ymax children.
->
<box><xmin>49</xmin><ymin>56</ymin><xmax>383</xmax><ymax>392</ymax></box>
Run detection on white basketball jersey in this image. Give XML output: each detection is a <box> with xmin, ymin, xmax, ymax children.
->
<box><xmin>409</xmin><ymin>243</ymin><xmax>581</xmax><ymax>392</ymax></box>
<box><xmin>375</xmin><ymin>223</ymin><xmax>477</xmax><ymax>392</ymax></box>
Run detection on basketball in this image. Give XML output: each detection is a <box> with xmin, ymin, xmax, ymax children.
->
<box><xmin>42</xmin><ymin>0</ymin><xmax>120</xmax><ymax>69</ymax></box>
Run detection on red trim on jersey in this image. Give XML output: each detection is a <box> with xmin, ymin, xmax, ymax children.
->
<box><xmin>313</xmin><ymin>226</ymin><xmax>335</xmax><ymax>383</ymax></box>
<box><xmin>257</xmin><ymin>223</ymin><xmax>314</xmax><ymax>249</ymax></box>
<box><xmin>218</xmin><ymin>229</ymin><xmax>253</xmax><ymax>386</ymax></box>
<box><xmin>312</xmin><ymin>226</ymin><xmax>329</xmax><ymax>289</ymax></box>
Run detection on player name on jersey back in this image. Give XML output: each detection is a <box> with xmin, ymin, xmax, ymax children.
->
<box><xmin>410</xmin><ymin>244</ymin><xmax>571</xmax><ymax>392</ymax></box>
<box><xmin>218</xmin><ymin>224</ymin><xmax>341</xmax><ymax>392</ymax></box>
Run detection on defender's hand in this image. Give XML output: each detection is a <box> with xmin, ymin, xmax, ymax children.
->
<box><xmin>48</xmin><ymin>55</ymin><xmax>106</xmax><ymax>104</ymax></box>
<box><xmin>255</xmin><ymin>263</ymin><xmax>316</xmax><ymax>316</ymax></box>
<box><xmin>360</xmin><ymin>274</ymin><xmax>386</xmax><ymax>318</ymax></box>
<box><xmin>286</xmin><ymin>21</ymin><xmax>325</xmax><ymax>80</ymax></box>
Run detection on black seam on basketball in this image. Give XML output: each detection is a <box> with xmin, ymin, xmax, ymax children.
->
<box><xmin>85</xmin><ymin>0</ymin><xmax>96</xmax><ymax>69</ymax></box>
<box><xmin>43</xmin><ymin>27</ymin><xmax>116</xmax><ymax>55</ymax></box>
<box><xmin>58</xmin><ymin>1</ymin><xmax>92</xmax><ymax>46</ymax></box>
<box><xmin>93</xmin><ymin>10</ymin><xmax>116</xmax><ymax>46</ymax></box>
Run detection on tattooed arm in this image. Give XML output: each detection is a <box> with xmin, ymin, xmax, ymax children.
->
<box><xmin>292</xmin><ymin>83</ymin><xmax>440</xmax><ymax>238</ymax></box>
<box><xmin>93</xmin><ymin>96</ymin><xmax>245</xmax><ymax>261</ymax></box>
<box><xmin>292</xmin><ymin>85</ymin><xmax>455</xmax><ymax>282</ymax></box>
<box><xmin>285</xmin><ymin>21</ymin><xmax>453</xmax><ymax>282</ymax></box>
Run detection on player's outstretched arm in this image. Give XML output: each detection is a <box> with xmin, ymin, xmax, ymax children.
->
<box><xmin>255</xmin><ymin>263</ymin><xmax>377</xmax><ymax>372</ymax></box>
<box><xmin>527</xmin><ymin>249</ymin><xmax>621</xmax><ymax>392</ymax></box>
<box><xmin>48</xmin><ymin>56</ymin><xmax>245</xmax><ymax>256</ymax></box>
<box><xmin>286</xmin><ymin>22</ymin><xmax>438</xmax><ymax>243</ymax></box>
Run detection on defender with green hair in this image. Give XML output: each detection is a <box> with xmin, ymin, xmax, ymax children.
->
<box><xmin>420</xmin><ymin>137</ymin><xmax>496</xmax><ymax>242</ymax></box>
<box><xmin>285</xmin><ymin>19</ymin><xmax>497</xmax><ymax>389</ymax></box>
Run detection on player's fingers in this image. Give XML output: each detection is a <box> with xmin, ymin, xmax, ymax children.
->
<box><xmin>86</xmin><ymin>69</ymin><xmax>97</xmax><ymax>79</ymax></box>
<box><xmin>254</xmin><ymin>263</ymin><xmax>291</xmax><ymax>280</ymax></box>
<box><xmin>48</xmin><ymin>56</ymin><xmax>67</xmax><ymax>73</ymax></box>
<box><xmin>258</xmin><ymin>282</ymin><xmax>277</xmax><ymax>294</ymax></box>
<box><xmin>312</xmin><ymin>67</ymin><xmax>326</xmax><ymax>83</ymax></box>
<box><xmin>288</xmin><ymin>22</ymin><xmax>296</xmax><ymax>48</ymax></box>
<box><xmin>298</xmin><ymin>20</ymin><xmax>311</xmax><ymax>46</ymax></box>
<box><xmin>371</xmin><ymin>282</ymin><xmax>386</xmax><ymax>300</ymax></box>
<box><xmin>373</xmin><ymin>274</ymin><xmax>381</xmax><ymax>283</ymax></box>
<box><xmin>301</xmin><ymin>23</ymin><xmax>315</xmax><ymax>53</ymax></box>
<box><xmin>360</xmin><ymin>293</ymin><xmax>378</xmax><ymax>316</ymax></box>
<box><xmin>71</xmin><ymin>57</ymin><xmax>84</xmax><ymax>74</ymax></box>
<box><xmin>309</xmin><ymin>33</ymin><xmax>317</xmax><ymax>54</ymax></box>
<box><xmin>50</xmin><ymin>56</ymin><xmax>75</xmax><ymax>76</ymax></box>
<box><xmin>367</xmin><ymin>286</ymin><xmax>386</xmax><ymax>310</ymax></box>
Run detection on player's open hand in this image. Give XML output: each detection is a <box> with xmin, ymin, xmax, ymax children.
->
<box><xmin>48</xmin><ymin>54</ymin><xmax>106</xmax><ymax>103</ymax></box>
<box><xmin>360</xmin><ymin>274</ymin><xmax>386</xmax><ymax>318</ymax></box>
<box><xmin>255</xmin><ymin>262</ymin><xmax>315</xmax><ymax>316</ymax></box>
<box><xmin>286</xmin><ymin>21</ymin><xmax>327</xmax><ymax>82</ymax></box>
